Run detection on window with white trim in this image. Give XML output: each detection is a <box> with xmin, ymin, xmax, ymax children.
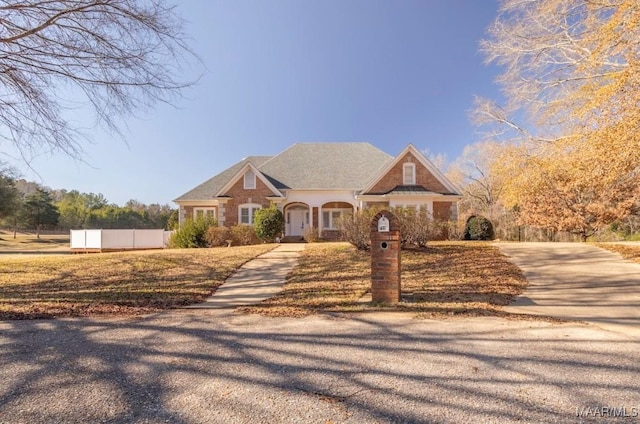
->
<box><xmin>244</xmin><ymin>170</ymin><xmax>256</xmax><ymax>189</ymax></box>
<box><xmin>403</xmin><ymin>163</ymin><xmax>416</xmax><ymax>185</ymax></box>
<box><xmin>239</xmin><ymin>203</ymin><xmax>261</xmax><ymax>225</ymax></box>
<box><xmin>193</xmin><ymin>207</ymin><xmax>216</xmax><ymax>221</ymax></box>
<box><xmin>322</xmin><ymin>208</ymin><xmax>351</xmax><ymax>230</ymax></box>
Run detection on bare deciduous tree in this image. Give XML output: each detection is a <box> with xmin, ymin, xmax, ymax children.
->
<box><xmin>481</xmin><ymin>0</ymin><xmax>639</xmax><ymax>133</ymax></box>
<box><xmin>449</xmin><ymin>141</ymin><xmax>504</xmax><ymax>216</ymax></box>
<box><xmin>0</xmin><ymin>1</ymin><xmax>198</xmax><ymax>161</ymax></box>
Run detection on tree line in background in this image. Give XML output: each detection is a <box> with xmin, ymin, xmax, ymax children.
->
<box><xmin>0</xmin><ymin>175</ymin><xmax>177</xmax><ymax>237</ymax></box>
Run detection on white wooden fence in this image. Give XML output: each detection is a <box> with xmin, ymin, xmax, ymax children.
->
<box><xmin>70</xmin><ymin>229</ymin><xmax>172</xmax><ymax>251</ymax></box>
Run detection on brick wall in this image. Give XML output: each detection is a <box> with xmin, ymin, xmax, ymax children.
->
<box><xmin>322</xmin><ymin>201</ymin><xmax>353</xmax><ymax>209</ymax></box>
<box><xmin>321</xmin><ymin>229</ymin><xmax>341</xmax><ymax>241</ymax></box>
<box><xmin>183</xmin><ymin>206</ymin><xmax>194</xmax><ymax>222</ymax></box>
<box><xmin>222</xmin><ymin>177</ymin><xmax>275</xmax><ymax>226</ymax></box>
<box><xmin>433</xmin><ymin>201</ymin><xmax>455</xmax><ymax>220</ymax></box>
<box><xmin>368</xmin><ymin>152</ymin><xmax>449</xmax><ymax>194</ymax></box>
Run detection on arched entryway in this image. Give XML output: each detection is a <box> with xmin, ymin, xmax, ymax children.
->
<box><xmin>284</xmin><ymin>202</ymin><xmax>310</xmax><ymax>237</ymax></box>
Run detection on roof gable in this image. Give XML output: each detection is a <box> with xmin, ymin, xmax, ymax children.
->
<box><xmin>216</xmin><ymin>162</ymin><xmax>283</xmax><ymax>197</ymax></box>
<box><xmin>173</xmin><ymin>156</ymin><xmax>272</xmax><ymax>202</ymax></box>
<box><xmin>362</xmin><ymin>144</ymin><xmax>460</xmax><ymax>195</ymax></box>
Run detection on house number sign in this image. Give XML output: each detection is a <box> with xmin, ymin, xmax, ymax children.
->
<box><xmin>377</xmin><ymin>215</ymin><xmax>389</xmax><ymax>232</ymax></box>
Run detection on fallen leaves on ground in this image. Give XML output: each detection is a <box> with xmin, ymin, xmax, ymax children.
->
<box><xmin>0</xmin><ymin>245</ymin><xmax>275</xmax><ymax>319</ymax></box>
<box><xmin>596</xmin><ymin>243</ymin><xmax>640</xmax><ymax>263</ymax></box>
<box><xmin>240</xmin><ymin>241</ymin><xmax>528</xmax><ymax>318</ymax></box>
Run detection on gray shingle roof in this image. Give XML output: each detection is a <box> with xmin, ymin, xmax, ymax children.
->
<box><xmin>173</xmin><ymin>156</ymin><xmax>272</xmax><ymax>201</ymax></box>
<box><xmin>174</xmin><ymin>143</ymin><xmax>393</xmax><ymax>202</ymax></box>
<box><xmin>258</xmin><ymin>143</ymin><xmax>393</xmax><ymax>190</ymax></box>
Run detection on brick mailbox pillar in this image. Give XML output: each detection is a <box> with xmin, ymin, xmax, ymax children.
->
<box><xmin>370</xmin><ymin>210</ymin><xmax>401</xmax><ymax>303</ymax></box>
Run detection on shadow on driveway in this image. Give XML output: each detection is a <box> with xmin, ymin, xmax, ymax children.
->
<box><xmin>0</xmin><ymin>311</ymin><xmax>639</xmax><ymax>423</ymax></box>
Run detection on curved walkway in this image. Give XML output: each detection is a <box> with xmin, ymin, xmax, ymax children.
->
<box><xmin>184</xmin><ymin>243</ymin><xmax>305</xmax><ymax>309</ymax></box>
<box><xmin>495</xmin><ymin>242</ymin><xmax>640</xmax><ymax>339</ymax></box>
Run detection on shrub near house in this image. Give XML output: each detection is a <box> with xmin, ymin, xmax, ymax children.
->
<box><xmin>169</xmin><ymin>216</ymin><xmax>216</xmax><ymax>248</ymax></box>
<box><xmin>464</xmin><ymin>215</ymin><xmax>495</xmax><ymax>241</ymax></box>
<box><xmin>171</xmin><ymin>218</ymin><xmax>262</xmax><ymax>248</ymax></box>
<box><xmin>253</xmin><ymin>204</ymin><xmax>285</xmax><ymax>242</ymax></box>
<box><xmin>338</xmin><ymin>206</ymin><xmax>449</xmax><ymax>251</ymax></box>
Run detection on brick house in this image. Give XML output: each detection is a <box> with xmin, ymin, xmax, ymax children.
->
<box><xmin>174</xmin><ymin>143</ymin><xmax>461</xmax><ymax>239</ymax></box>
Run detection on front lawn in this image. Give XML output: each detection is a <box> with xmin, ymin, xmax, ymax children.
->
<box><xmin>1</xmin><ymin>241</ymin><xmax>528</xmax><ymax>320</ymax></box>
<box><xmin>0</xmin><ymin>245</ymin><xmax>275</xmax><ymax>319</ymax></box>
<box><xmin>240</xmin><ymin>242</ymin><xmax>527</xmax><ymax>317</ymax></box>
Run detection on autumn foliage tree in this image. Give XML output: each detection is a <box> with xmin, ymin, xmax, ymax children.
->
<box><xmin>493</xmin><ymin>131</ymin><xmax>639</xmax><ymax>241</ymax></box>
<box><xmin>475</xmin><ymin>0</ymin><xmax>640</xmax><ymax>239</ymax></box>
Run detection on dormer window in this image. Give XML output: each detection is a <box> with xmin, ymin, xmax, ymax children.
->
<box><xmin>244</xmin><ymin>170</ymin><xmax>256</xmax><ymax>189</ymax></box>
<box><xmin>403</xmin><ymin>163</ymin><xmax>416</xmax><ymax>185</ymax></box>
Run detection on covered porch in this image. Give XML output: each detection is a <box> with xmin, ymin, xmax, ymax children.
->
<box><xmin>281</xmin><ymin>201</ymin><xmax>355</xmax><ymax>240</ymax></box>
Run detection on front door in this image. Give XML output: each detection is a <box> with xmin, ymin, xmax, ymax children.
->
<box><xmin>287</xmin><ymin>209</ymin><xmax>306</xmax><ymax>236</ymax></box>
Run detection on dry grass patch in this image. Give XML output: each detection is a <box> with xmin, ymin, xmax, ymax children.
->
<box><xmin>0</xmin><ymin>231</ymin><xmax>69</xmax><ymax>251</ymax></box>
<box><xmin>400</xmin><ymin>241</ymin><xmax>528</xmax><ymax>316</ymax></box>
<box><xmin>241</xmin><ymin>241</ymin><xmax>528</xmax><ymax>317</ymax></box>
<box><xmin>239</xmin><ymin>243</ymin><xmax>370</xmax><ymax>317</ymax></box>
<box><xmin>0</xmin><ymin>245</ymin><xmax>275</xmax><ymax>319</ymax></box>
<box><xmin>596</xmin><ymin>243</ymin><xmax>640</xmax><ymax>263</ymax></box>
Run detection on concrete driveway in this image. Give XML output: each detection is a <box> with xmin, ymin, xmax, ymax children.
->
<box><xmin>495</xmin><ymin>242</ymin><xmax>640</xmax><ymax>339</ymax></box>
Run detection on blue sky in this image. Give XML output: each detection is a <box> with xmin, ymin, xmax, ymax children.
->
<box><xmin>14</xmin><ymin>0</ymin><xmax>501</xmax><ymax>206</ymax></box>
